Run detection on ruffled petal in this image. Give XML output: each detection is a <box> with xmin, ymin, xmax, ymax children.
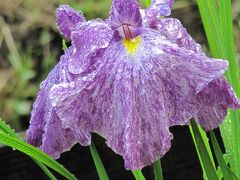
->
<box><xmin>56</xmin><ymin>5</ymin><xmax>85</xmax><ymax>38</ymax></box>
<box><xmin>154</xmin><ymin>19</ymin><xmax>240</xmax><ymax>128</ymax></box>
<box><xmin>50</xmin><ymin>29</ymin><xmax>229</xmax><ymax>169</ymax></box>
<box><xmin>151</xmin><ymin>0</ymin><xmax>174</xmax><ymax>16</ymax></box>
<box><xmin>196</xmin><ymin>77</ymin><xmax>240</xmax><ymax>131</ymax></box>
<box><xmin>143</xmin><ymin>0</ymin><xmax>174</xmax><ymax>27</ymax></box>
<box><xmin>156</xmin><ymin>18</ymin><xmax>202</xmax><ymax>53</ymax></box>
<box><xmin>69</xmin><ymin>20</ymin><xmax>114</xmax><ymax>74</ymax></box>
<box><xmin>50</xmin><ymin>41</ymin><xmax>173</xmax><ymax>169</ymax></box>
<box><xmin>27</xmin><ymin>47</ymin><xmax>91</xmax><ymax>158</ymax></box>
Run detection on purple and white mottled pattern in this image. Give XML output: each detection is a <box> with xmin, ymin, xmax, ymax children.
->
<box><xmin>69</xmin><ymin>20</ymin><xmax>114</xmax><ymax>74</ymax></box>
<box><xmin>109</xmin><ymin>0</ymin><xmax>142</xmax><ymax>39</ymax></box>
<box><xmin>56</xmin><ymin>5</ymin><xmax>85</xmax><ymax>38</ymax></box>
<box><xmin>27</xmin><ymin>0</ymin><xmax>240</xmax><ymax>170</ymax></box>
<box><xmin>196</xmin><ymin>77</ymin><xmax>240</xmax><ymax>130</ymax></box>
<box><xmin>50</xmin><ymin>29</ymin><xmax>229</xmax><ymax>169</ymax></box>
<box><xmin>143</xmin><ymin>0</ymin><xmax>174</xmax><ymax>27</ymax></box>
<box><xmin>27</xmin><ymin>47</ymin><xmax>91</xmax><ymax>158</ymax></box>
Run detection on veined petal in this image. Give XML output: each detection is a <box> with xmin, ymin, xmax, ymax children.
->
<box><xmin>151</xmin><ymin>0</ymin><xmax>174</xmax><ymax>16</ymax></box>
<box><xmin>50</xmin><ymin>40</ymin><xmax>173</xmax><ymax>169</ymax></box>
<box><xmin>69</xmin><ymin>20</ymin><xmax>114</xmax><ymax>74</ymax></box>
<box><xmin>196</xmin><ymin>77</ymin><xmax>240</xmax><ymax>131</ymax></box>
<box><xmin>27</xmin><ymin>47</ymin><xmax>91</xmax><ymax>158</ymax></box>
<box><xmin>50</xmin><ymin>29</ymin><xmax>229</xmax><ymax>169</ymax></box>
<box><xmin>143</xmin><ymin>0</ymin><xmax>174</xmax><ymax>27</ymax></box>
<box><xmin>156</xmin><ymin>18</ymin><xmax>202</xmax><ymax>53</ymax></box>
<box><xmin>154</xmin><ymin>18</ymin><xmax>240</xmax><ymax>129</ymax></box>
<box><xmin>109</xmin><ymin>0</ymin><xmax>142</xmax><ymax>28</ymax></box>
<box><xmin>56</xmin><ymin>5</ymin><xmax>85</xmax><ymax>38</ymax></box>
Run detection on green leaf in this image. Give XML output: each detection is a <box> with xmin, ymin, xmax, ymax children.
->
<box><xmin>197</xmin><ymin>0</ymin><xmax>240</xmax><ymax>177</ymax></box>
<box><xmin>132</xmin><ymin>170</ymin><xmax>145</xmax><ymax>180</ymax></box>
<box><xmin>153</xmin><ymin>159</ymin><xmax>164</xmax><ymax>180</ymax></box>
<box><xmin>0</xmin><ymin>132</ymin><xmax>77</xmax><ymax>180</ymax></box>
<box><xmin>189</xmin><ymin>122</ymin><xmax>215</xmax><ymax>179</ymax></box>
<box><xmin>210</xmin><ymin>131</ymin><xmax>240</xmax><ymax>180</ymax></box>
<box><xmin>89</xmin><ymin>142</ymin><xmax>109</xmax><ymax>180</ymax></box>
<box><xmin>0</xmin><ymin>119</ymin><xmax>57</xmax><ymax>180</ymax></box>
<box><xmin>33</xmin><ymin>158</ymin><xmax>57</xmax><ymax>180</ymax></box>
<box><xmin>189</xmin><ymin>120</ymin><xmax>218</xmax><ymax>179</ymax></box>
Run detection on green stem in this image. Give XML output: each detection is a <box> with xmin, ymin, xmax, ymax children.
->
<box><xmin>89</xmin><ymin>142</ymin><xmax>109</xmax><ymax>180</ymax></box>
<box><xmin>190</xmin><ymin>120</ymin><xmax>218</xmax><ymax>179</ymax></box>
<box><xmin>153</xmin><ymin>159</ymin><xmax>164</xmax><ymax>180</ymax></box>
<box><xmin>132</xmin><ymin>170</ymin><xmax>145</xmax><ymax>180</ymax></box>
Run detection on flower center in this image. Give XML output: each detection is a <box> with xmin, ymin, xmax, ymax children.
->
<box><xmin>117</xmin><ymin>23</ymin><xmax>140</xmax><ymax>40</ymax></box>
<box><xmin>122</xmin><ymin>24</ymin><xmax>133</xmax><ymax>40</ymax></box>
<box><xmin>122</xmin><ymin>36</ymin><xmax>141</xmax><ymax>57</ymax></box>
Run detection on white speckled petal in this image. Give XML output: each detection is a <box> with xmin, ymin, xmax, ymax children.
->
<box><xmin>50</xmin><ymin>29</ymin><xmax>228</xmax><ymax>169</ymax></box>
<box><xmin>196</xmin><ymin>77</ymin><xmax>240</xmax><ymax>131</ymax></box>
<box><xmin>143</xmin><ymin>0</ymin><xmax>174</xmax><ymax>27</ymax></box>
<box><xmin>156</xmin><ymin>18</ymin><xmax>202</xmax><ymax>53</ymax></box>
<box><xmin>56</xmin><ymin>5</ymin><xmax>85</xmax><ymax>38</ymax></box>
<box><xmin>68</xmin><ymin>20</ymin><xmax>114</xmax><ymax>74</ymax></box>
<box><xmin>27</xmin><ymin>47</ymin><xmax>91</xmax><ymax>158</ymax></box>
<box><xmin>154</xmin><ymin>18</ymin><xmax>240</xmax><ymax>129</ymax></box>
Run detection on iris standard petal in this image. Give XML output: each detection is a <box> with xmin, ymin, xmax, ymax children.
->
<box><xmin>50</xmin><ymin>28</ymin><xmax>229</xmax><ymax>169</ymax></box>
<box><xmin>109</xmin><ymin>0</ymin><xmax>142</xmax><ymax>28</ymax></box>
<box><xmin>196</xmin><ymin>77</ymin><xmax>240</xmax><ymax>131</ymax></box>
<box><xmin>27</xmin><ymin>47</ymin><xmax>91</xmax><ymax>158</ymax></box>
<box><xmin>56</xmin><ymin>5</ymin><xmax>85</xmax><ymax>38</ymax></box>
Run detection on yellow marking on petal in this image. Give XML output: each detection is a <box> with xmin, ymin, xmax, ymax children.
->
<box><xmin>122</xmin><ymin>36</ymin><xmax>141</xmax><ymax>57</ymax></box>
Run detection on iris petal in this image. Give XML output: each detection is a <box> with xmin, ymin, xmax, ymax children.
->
<box><xmin>27</xmin><ymin>47</ymin><xmax>91</xmax><ymax>158</ymax></box>
<box><xmin>109</xmin><ymin>0</ymin><xmax>142</xmax><ymax>28</ymax></box>
<box><xmin>143</xmin><ymin>0</ymin><xmax>174</xmax><ymax>27</ymax></box>
<box><xmin>156</xmin><ymin>18</ymin><xmax>202</xmax><ymax>53</ymax></box>
<box><xmin>50</xmin><ymin>29</ymin><xmax>229</xmax><ymax>169</ymax></box>
<box><xmin>56</xmin><ymin>5</ymin><xmax>85</xmax><ymax>38</ymax></box>
<box><xmin>69</xmin><ymin>20</ymin><xmax>114</xmax><ymax>74</ymax></box>
<box><xmin>154</xmin><ymin>19</ymin><xmax>240</xmax><ymax>129</ymax></box>
<box><xmin>196</xmin><ymin>77</ymin><xmax>240</xmax><ymax>131</ymax></box>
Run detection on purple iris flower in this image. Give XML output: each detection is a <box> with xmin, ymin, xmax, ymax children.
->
<box><xmin>27</xmin><ymin>0</ymin><xmax>240</xmax><ymax>170</ymax></box>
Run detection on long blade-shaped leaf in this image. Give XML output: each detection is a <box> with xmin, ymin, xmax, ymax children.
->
<box><xmin>0</xmin><ymin>119</ymin><xmax>57</xmax><ymax>179</ymax></box>
<box><xmin>0</xmin><ymin>132</ymin><xmax>77</xmax><ymax>180</ymax></box>
<box><xmin>197</xmin><ymin>0</ymin><xmax>240</xmax><ymax>177</ymax></box>
<box><xmin>210</xmin><ymin>131</ymin><xmax>240</xmax><ymax>180</ymax></box>
<box><xmin>190</xmin><ymin>120</ymin><xmax>218</xmax><ymax>179</ymax></box>
<box><xmin>189</xmin><ymin>123</ymin><xmax>215</xmax><ymax>179</ymax></box>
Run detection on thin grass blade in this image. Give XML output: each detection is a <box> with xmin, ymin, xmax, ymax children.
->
<box><xmin>0</xmin><ymin>119</ymin><xmax>57</xmax><ymax>179</ymax></box>
<box><xmin>189</xmin><ymin>120</ymin><xmax>218</xmax><ymax>179</ymax></box>
<box><xmin>0</xmin><ymin>132</ymin><xmax>77</xmax><ymax>180</ymax></box>
<box><xmin>210</xmin><ymin>131</ymin><xmax>240</xmax><ymax>180</ymax></box>
<box><xmin>197</xmin><ymin>0</ymin><xmax>240</xmax><ymax>177</ymax></box>
<box><xmin>89</xmin><ymin>142</ymin><xmax>109</xmax><ymax>180</ymax></box>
